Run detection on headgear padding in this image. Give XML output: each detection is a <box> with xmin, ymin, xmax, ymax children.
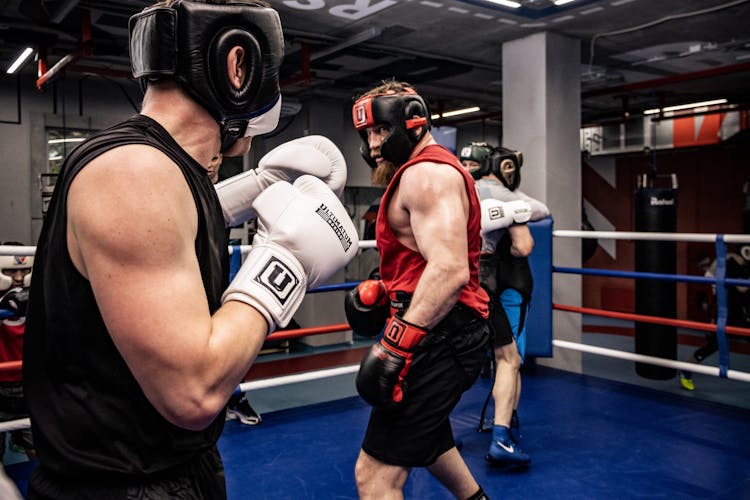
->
<box><xmin>129</xmin><ymin>0</ymin><xmax>284</xmax><ymax>152</ymax></box>
<box><xmin>352</xmin><ymin>90</ymin><xmax>431</xmax><ymax>168</ymax></box>
<box><xmin>0</xmin><ymin>255</ymin><xmax>33</xmax><ymax>292</ymax></box>
<box><xmin>486</xmin><ymin>146</ymin><xmax>523</xmax><ymax>191</ymax></box>
<box><xmin>459</xmin><ymin>142</ymin><xmax>493</xmax><ymax>180</ymax></box>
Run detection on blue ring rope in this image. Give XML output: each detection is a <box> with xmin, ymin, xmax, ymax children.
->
<box><xmin>715</xmin><ymin>236</ymin><xmax>730</xmax><ymax>377</ymax></box>
<box><xmin>553</xmin><ymin>266</ymin><xmax>750</xmax><ymax>289</ymax></box>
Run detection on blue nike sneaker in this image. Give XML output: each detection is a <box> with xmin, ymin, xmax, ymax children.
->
<box><xmin>487</xmin><ymin>425</ymin><xmax>530</xmax><ymax>467</ymax></box>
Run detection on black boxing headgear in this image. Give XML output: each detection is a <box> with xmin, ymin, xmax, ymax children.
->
<box><xmin>486</xmin><ymin>146</ymin><xmax>523</xmax><ymax>191</ymax></box>
<box><xmin>458</xmin><ymin>142</ymin><xmax>493</xmax><ymax>180</ymax></box>
<box><xmin>352</xmin><ymin>90</ymin><xmax>431</xmax><ymax>168</ymax></box>
<box><xmin>129</xmin><ymin>0</ymin><xmax>284</xmax><ymax>152</ymax></box>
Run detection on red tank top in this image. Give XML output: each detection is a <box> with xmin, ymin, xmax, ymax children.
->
<box><xmin>0</xmin><ymin>319</ymin><xmax>25</xmax><ymax>382</ymax></box>
<box><xmin>376</xmin><ymin>144</ymin><xmax>489</xmax><ymax>319</ymax></box>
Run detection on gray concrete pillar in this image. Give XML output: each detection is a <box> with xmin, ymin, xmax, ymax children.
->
<box><xmin>502</xmin><ymin>32</ymin><xmax>582</xmax><ymax>373</ymax></box>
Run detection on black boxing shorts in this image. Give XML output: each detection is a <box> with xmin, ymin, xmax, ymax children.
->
<box><xmin>361</xmin><ymin>305</ymin><xmax>490</xmax><ymax>467</ymax></box>
<box><xmin>488</xmin><ymin>297</ymin><xmax>515</xmax><ymax>348</ymax></box>
<box><xmin>27</xmin><ymin>445</ymin><xmax>226</xmax><ymax>500</ymax></box>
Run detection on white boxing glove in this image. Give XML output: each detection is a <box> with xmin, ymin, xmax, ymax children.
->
<box><xmin>480</xmin><ymin>198</ymin><xmax>532</xmax><ymax>234</ymax></box>
<box><xmin>215</xmin><ymin>135</ymin><xmax>348</xmax><ymax>227</ymax></box>
<box><xmin>221</xmin><ymin>175</ymin><xmax>359</xmax><ymax>332</ymax></box>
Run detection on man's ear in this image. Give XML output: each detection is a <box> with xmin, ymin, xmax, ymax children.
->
<box><xmin>227</xmin><ymin>46</ymin><xmax>247</xmax><ymax>90</ymax></box>
<box><xmin>410</xmin><ymin>117</ymin><xmax>423</xmax><ymax>139</ymax></box>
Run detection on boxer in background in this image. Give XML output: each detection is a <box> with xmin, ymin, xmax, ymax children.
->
<box><xmin>0</xmin><ymin>248</ymin><xmax>35</xmax><ymax>462</ymax></box>
<box><xmin>680</xmin><ymin>244</ymin><xmax>750</xmax><ymax>391</ymax></box>
<box><xmin>460</xmin><ymin>144</ymin><xmax>549</xmax><ymax>467</ymax></box>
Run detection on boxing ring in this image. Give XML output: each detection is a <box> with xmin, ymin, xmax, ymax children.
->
<box><xmin>2</xmin><ymin>225</ymin><xmax>750</xmax><ymax>498</ymax></box>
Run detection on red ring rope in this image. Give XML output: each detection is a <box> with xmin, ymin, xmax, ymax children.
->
<box><xmin>0</xmin><ymin>324</ymin><xmax>357</xmax><ymax>376</ymax></box>
<box><xmin>554</xmin><ymin>303</ymin><xmax>750</xmax><ymax>338</ymax></box>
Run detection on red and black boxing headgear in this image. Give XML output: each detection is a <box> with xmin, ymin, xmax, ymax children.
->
<box><xmin>129</xmin><ymin>0</ymin><xmax>284</xmax><ymax>152</ymax></box>
<box><xmin>352</xmin><ymin>90</ymin><xmax>432</xmax><ymax>169</ymax></box>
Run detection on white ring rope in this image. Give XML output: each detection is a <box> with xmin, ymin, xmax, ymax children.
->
<box><xmin>4</xmin><ymin>232</ymin><xmax>748</xmax><ymax>257</ymax></box>
<box><xmin>0</xmin><ymin>418</ymin><xmax>30</xmax><ymax>433</ymax></box>
<box><xmin>237</xmin><ymin>364</ymin><xmax>360</xmax><ymax>392</ymax></box>
<box><xmin>553</xmin><ymin>340</ymin><xmax>750</xmax><ymax>383</ymax></box>
<box><xmin>553</xmin><ymin>230</ymin><xmax>750</xmax><ymax>244</ymax></box>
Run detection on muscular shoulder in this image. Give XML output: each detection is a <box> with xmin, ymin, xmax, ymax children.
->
<box><xmin>399</xmin><ymin>161</ymin><xmax>466</xmax><ymax>207</ymax></box>
<box><xmin>67</xmin><ymin>144</ymin><xmax>197</xmax><ymax>267</ymax></box>
<box><xmin>78</xmin><ymin>144</ymin><xmax>185</xmax><ymax>185</ymax></box>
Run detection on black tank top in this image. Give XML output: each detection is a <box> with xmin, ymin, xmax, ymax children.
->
<box><xmin>496</xmin><ymin>232</ymin><xmax>534</xmax><ymax>298</ymax></box>
<box><xmin>23</xmin><ymin>115</ymin><xmax>229</xmax><ymax>480</ymax></box>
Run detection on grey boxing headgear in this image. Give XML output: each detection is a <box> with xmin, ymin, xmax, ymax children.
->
<box><xmin>129</xmin><ymin>0</ymin><xmax>284</xmax><ymax>153</ymax></box>
<box><xmin>486</xmin><ymin>146</ymin><xmax>523</xmax><ymax>191</ymax></box>
<box><xmin>0</xmin><ymin>255</ymin><xmax>33</xmax><ymax>292</ymax></box>
<box><xmin>352</xmin><ymin>90</ymin><xmax>431</xmax><ymax>168</ymax></box>
<box><xmin>458</xmin><ymin>142</ymin><xmax>493</xmax><ymax>180</ymax></box>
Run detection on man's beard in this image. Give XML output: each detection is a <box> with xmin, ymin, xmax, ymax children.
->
<box><xmin>372</xmin><ymin>160</ymin><xmax>398</xmax><ymax>186</ymax></box>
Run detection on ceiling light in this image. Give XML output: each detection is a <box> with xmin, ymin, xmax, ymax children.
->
<box><xmin>441</xmin><ymin>106</ymin><xmax>481</xmax><ymax>118</ymax></box>
<box><xmin>482</xmin><ymin>0</ymin><xmax>521</xmax><ymax>8</ymax></box>
<box><xmin>554</xmin><ymin>0</ymin><xmax>577</xmax><ymax>5</ymax></box>
<box><xmin>6</xmin><ymin>47</ymin><xmax>34</xmax><ymax>74</ymax></box>
<box><xmin>644</xmin><ymin>98</ymin><xmax>727</xmax><ymax>115</ymax></box>
<box><xmin>48</xmin><ymin>137</ymin><xmax>87</xmax><ymax>144</ymax></box>
<box><xmin>431</xmin><ymin>114</ymin><xmax>441</xmax><ymax>120</ymax></box>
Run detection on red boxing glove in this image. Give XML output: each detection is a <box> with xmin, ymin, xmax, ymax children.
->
<box><xmin>358</xmin><ymin>280</ymin><xmax>387</xmax><ymax>307</ymax></box>
<box><xmin>344</xmin><ymin>280</ymin><xmax>388</xmax><ymax>338</ymax></box>
<box><xmin>356</xmin><ymin>315</ymin><xmax>427</xmax><ymax>406</ymax></box>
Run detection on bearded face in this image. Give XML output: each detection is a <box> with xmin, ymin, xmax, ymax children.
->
<box><xmin>372</xmin><ymin>159</ymin><xmax>398</xmax><ymax>186</ymax></box>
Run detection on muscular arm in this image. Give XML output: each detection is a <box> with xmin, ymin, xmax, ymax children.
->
<box><xmin>499</xmin><ymin>189</ymin><xmax>547</xmax><ymax>257</ymax></box>
<box><xmin>68</xmin><ymin>145</ymin><xmax>267</xmax><ymax>430</ymax></box>
<box><xmin>507</xmin><ymin>224</ymin><xmax>534</xmax><ymax>257</ymax></box>
<box><xmin>392</xmin><ymin>163</ymin><xmax>470</xmax><ymax>329</ymax></box>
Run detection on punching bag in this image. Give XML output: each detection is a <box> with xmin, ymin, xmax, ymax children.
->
<box><xmin>634</xmin><ymin>174</ymin><xmax>677</xmax><ymax>379</ymax></box>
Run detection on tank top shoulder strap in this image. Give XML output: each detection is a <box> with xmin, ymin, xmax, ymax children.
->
<box><xmin>62</xmin><ymin>114</ymin><xmax>198</xmax><ymax>180</ymax></box>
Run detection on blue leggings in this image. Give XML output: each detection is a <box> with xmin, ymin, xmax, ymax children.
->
<box><xmin>500</xmin><ymin>288</ymin><xmax>529</xmax><ymax>363</ymax></box>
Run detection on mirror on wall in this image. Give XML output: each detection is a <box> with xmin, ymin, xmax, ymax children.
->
<box><xmin>42</xmin><ymin>128</ymin><xmax>92</xmax><ymax>215</ymax></box>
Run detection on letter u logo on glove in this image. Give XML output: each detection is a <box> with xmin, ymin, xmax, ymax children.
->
<box><xmin>385</xmin><ymin>321</ymin><xmax>406</xmax><ymax>344</ymax></box>
<box><xmin>489</xmin><ymin>206</ymin><xmax>504</xmax><ymax>220</ymax></box>
<box><xmin>254</xmin><ymin>256</ymin><xmax>300</xmax><ymax>304</ymax></box>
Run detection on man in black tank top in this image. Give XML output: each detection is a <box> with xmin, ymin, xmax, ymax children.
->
<box><xmin>23</xmin><ymin>2</ymin><xmax>357</xmax><ymax>498</ymax></box>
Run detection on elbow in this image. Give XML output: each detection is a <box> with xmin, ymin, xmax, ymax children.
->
<box><xmin>512</xmin><ymin>241</ymin><xmax>534</xmax><ymax>257</ymax></box>
<box><xmin>160</xmin><ymin>392</ymin><xmax>227</xmax><ymax>431</ymax></box>
<box><xmin>448</xmin><ymin>263</ymin><xmax>470</xmax><ymax>291</ymax></box>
